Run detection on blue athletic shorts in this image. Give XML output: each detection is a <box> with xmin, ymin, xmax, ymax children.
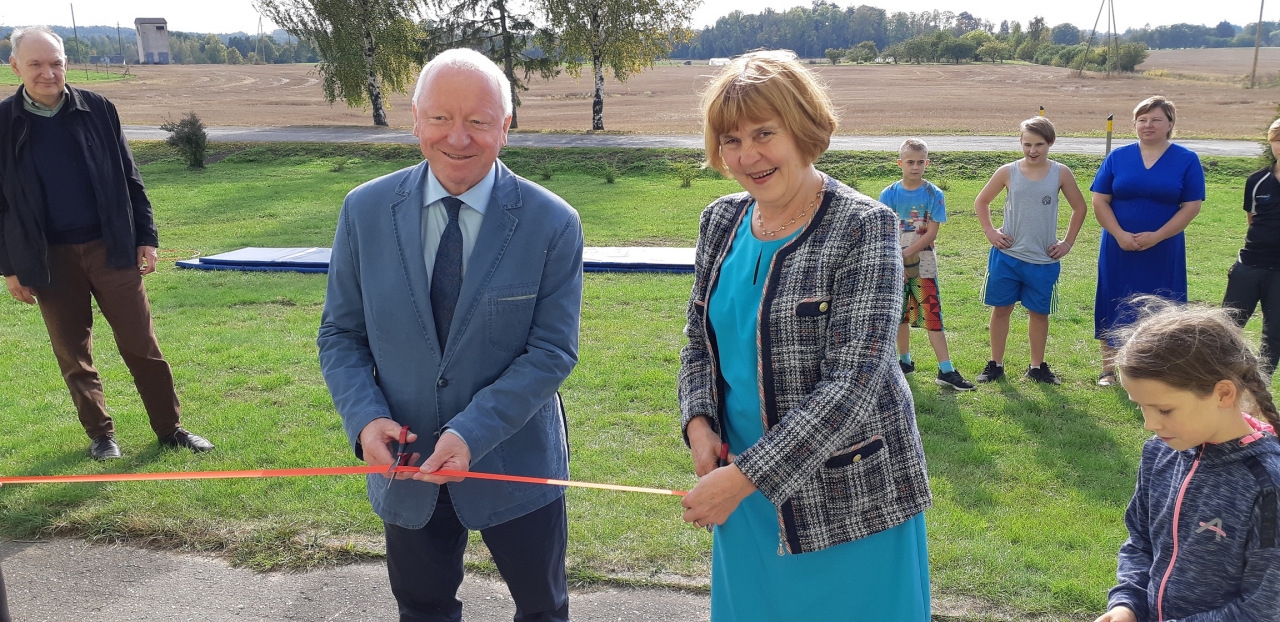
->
<box><xmin>981</xmin><ymin>247</ymin><xmax>1060</xmax><ymax>315</ymax></box>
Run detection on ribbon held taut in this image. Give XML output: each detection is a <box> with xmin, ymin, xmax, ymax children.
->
<box><xmin>0</xmin><ymin>465</ymin><xmax>687</xmax><ymax>496</ymax></box>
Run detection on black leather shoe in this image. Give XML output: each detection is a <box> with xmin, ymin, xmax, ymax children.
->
<box><xmin>159</xmin><ymin>428</ymin><xmax>215</xmax><ymax>452</ymax></box>
<box><xmin>89</xmin><ymin>436</ymin><xmax>122</xmax><ymax>460</ymax></box>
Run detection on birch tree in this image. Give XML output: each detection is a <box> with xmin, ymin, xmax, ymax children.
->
<box><xmin>540</xmin><ymin>0</ymin><xmax>696</xmax><ymax>130</ymax></box>
<box><xmin>254</xmin><ymin>0</ymin><xmax>425</xmax><ymax>126</ymax></box>
<box><xmin>424</xmin><ymin>0</ymin><xmax>558</xmax><ymax>129</ymax></box>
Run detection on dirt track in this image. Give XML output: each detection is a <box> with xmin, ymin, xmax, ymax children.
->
<box><xmin>78</xmin><ymin>48</ymin><xmax>1280</xmax><ymax>138</ymax></box>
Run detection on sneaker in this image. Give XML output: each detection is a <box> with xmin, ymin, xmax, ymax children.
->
<box><xmin>975</xmin><ymin>360</ymin><xmax>1005</xmax><ymax>383</ymax></box>
<box><xmin>1097</xmin><ymin>370</ymin><xmax>1118</xmax><ymax>387</ymax></box>
<box><xmin>935</xmin><ymin>369</ymin><xmax>975</xmax><ymax>391</ymax></box>
<box><xmin>899</xmin><ymin>360</ymin><xmax>915</xmax><ymax>374</ymax></box>
<box><xmin>1025</xmin><ymin>362</ymin><xmax>1061</xmax><ymax>385</ymax></box>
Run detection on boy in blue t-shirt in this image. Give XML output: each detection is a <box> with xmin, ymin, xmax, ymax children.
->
<box><xmin>880</xmin><ymin>138</ymin><xmax>973</xmax><ymax>391</ymax></box>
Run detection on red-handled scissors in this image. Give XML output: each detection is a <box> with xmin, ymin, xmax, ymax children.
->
<box><xmin>385</xmin><ymin>425</ymin><xmax>412</xmax><ymax>490</ymax></box>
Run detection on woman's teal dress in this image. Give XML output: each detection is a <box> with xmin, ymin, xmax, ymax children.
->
<box><xmin>706</xmin><ymin>204</ymin><xmax>931</xmax><ymax>621</ymax></box>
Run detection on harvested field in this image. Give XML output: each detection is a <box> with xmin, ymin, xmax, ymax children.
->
<box><xmin>1140</xmin><ymin>46</ymin><xmax>1280</xmax><ymax>81</ymax></box>
<box><xmin>79</xmin><ymin>48</ymin><xmax>1280</xmax><ymax>138</ymax></box>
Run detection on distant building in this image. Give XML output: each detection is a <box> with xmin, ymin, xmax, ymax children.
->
<box><xmin>134</xmin><ymin>18</ymin><xmax>171</xmax><ymax>64</ymax></box>
<box><xmin>709</xmin><ymin>58</ymin><xmax>731</xmax><ymax>66</ymax></box>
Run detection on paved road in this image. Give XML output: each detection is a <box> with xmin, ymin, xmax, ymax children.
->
<box><xmin>122</xmin><ymin>125</ymin><xmax>1263</xmax><ymax>157</ymax></box>
<box><xmin>0</xmin><ymin>540</ymin><xmax>710</xmax><ymax>622</ymax></box>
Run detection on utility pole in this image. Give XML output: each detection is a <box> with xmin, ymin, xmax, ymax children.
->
<box><xmin>70</xmin><ymin>3</ymin><xmax>81</xmax><ymax>64</ymax></box>
<box><xmin>1252</xmin><ymin>0</ymin><xmax>1267</xmax><ymax>88</ymax></box>
<box><xmin>1078</xmin><ymin>0</ymin><xmax>1119</xmax><ymax>77</ymax></box>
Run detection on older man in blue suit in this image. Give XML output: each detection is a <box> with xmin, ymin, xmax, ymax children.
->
<box><xmin>318</xmin><ymin>48</ymin><xmax>583</xmax><ymax>622</ymax></box>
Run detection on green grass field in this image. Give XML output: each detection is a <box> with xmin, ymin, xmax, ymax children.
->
<box><xmin>0</xmin><ymin>143</ymin><xmax>1264</xmax><ymax>619</ymax></box>
<box><xmin>0</xmin><ymin>67</ymin><xmax>131</xmax><ymax>86</ymax></box>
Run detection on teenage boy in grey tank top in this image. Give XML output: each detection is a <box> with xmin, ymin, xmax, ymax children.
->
<box><xmin>974</xmin><ymin>117</ymin><xmax>1088</xmax><ymax>385</ymax></box>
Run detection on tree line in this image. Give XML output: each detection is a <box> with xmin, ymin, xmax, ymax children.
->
<box><xmin>0</xmin><ymin>26</ymin><xmax>318</xmax><ymax>66</ymax></box>
<box><xmin>675</xmin><ymin>3</ymin><xmax>1276</xmax><ymax>59</ymax></box>
<box><xmin>1127</xmin><ymin>21</ymin><xmax>1280</xmax><ymax>49</ymax></box>
<box><xmin>676</xmin><ymin>6</ymin><xmax>1149</xmax><ymax>72</ymax></box>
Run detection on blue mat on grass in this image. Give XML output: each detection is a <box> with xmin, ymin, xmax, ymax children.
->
<box><xmin>176</xmin><ymin>247</ymin><xmax>694</xmax><ymax>274</ymax></box>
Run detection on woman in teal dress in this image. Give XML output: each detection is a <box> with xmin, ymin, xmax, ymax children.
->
<box><xmin>678</xmin><ymin>51</ymin><xmax>932</xmax><ymax>621</ymax></box>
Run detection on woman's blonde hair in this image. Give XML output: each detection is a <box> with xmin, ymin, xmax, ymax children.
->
<box><xmin>1114</xmin><ymin>297</ymin><xmax>1279</xmax><ymax>427</ymax></box>
<box><xmin>1133</xmin><ymin>95</ymin><xmax>1176</xmax><ymax>139</ymax></box>
<box><xmin>700</xmin><ymin>50</ymin><xmax>838</xmax><ymax>174</ymax></box>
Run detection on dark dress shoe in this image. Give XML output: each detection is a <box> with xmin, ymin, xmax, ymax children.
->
<box><xmin>89</xmin><ymin>436</ymin><xmax>122</xmax><ymax>460</ymax></box>
<box><xmin>158</xmin><ymin>428</ymin><xmax>215</xmax><ymax>452</ymax></box>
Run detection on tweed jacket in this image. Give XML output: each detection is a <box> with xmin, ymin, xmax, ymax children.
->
<box><xmin>679</xmin><ymin>176</ymin><xmax>932</xmax><ymax>554</ymax></box>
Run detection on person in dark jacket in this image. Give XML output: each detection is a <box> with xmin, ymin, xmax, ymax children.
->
<box><xmin>1097</xmin><ymin>299</ymin><xmax>1280</xmax><ymax>622</ymax></box>
<box><xmin>1</xmin><ymin>26</ymin><xmax>212</xmax><ymax>460</ymax></box>
<box><xmin>1223</xmin><ymin>117</ymin><xmax>1280</xmax><ymax>377</ymax></box>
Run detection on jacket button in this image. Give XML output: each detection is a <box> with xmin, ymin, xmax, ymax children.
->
<box><xmin>437</xmin><ymin>378</ymin><xmax>448</xmax><ymax>388</ymax></box>
<box><xmin>819</xmin><ymin>302</ymin><xmax>829</xmax><ymax>312</ymax></box>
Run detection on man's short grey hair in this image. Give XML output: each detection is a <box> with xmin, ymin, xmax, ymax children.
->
<box><xmin>9</xmin><ymin>26</ymin><xmax>64</xmax><ymax>61</ymax></box>
<box><xmin>413</xmin><ymin>48</ymin><xmax>512</xmax><ymax>118</ymax></box>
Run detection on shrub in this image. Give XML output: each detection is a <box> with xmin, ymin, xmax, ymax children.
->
<box><xmin>161</xmin><ymin>111</ymin><xmax>208</xmax><ymax>169</ymax></box>
<box><xmin>672</xmin><ymin>161</ymin><xmax>701</xmax><ymax>188</ymax></box>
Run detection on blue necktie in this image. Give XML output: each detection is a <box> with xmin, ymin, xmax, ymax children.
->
<box><xmin>431</xmin><ymin>197</ymin><xmax>464</xmax><ymax>351</ymax></box>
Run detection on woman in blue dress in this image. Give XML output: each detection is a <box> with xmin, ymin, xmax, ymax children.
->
<box><xmin>1092</xmin><ymin>96</ymin><xmax>1206</xmax><ymax>386</ymax></box>
<box><xmin>677</xmin><ymin>51</ymin><xmax>932</xmax><ymax>621</ymax></box>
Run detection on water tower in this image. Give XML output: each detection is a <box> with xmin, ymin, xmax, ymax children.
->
<box><xmin>134</xmin><ymin>17</ymin><xmax>171</xmax><ymax>64</ymax></box>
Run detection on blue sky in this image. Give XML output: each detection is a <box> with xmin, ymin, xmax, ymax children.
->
<box><xmin>1</xmin><ymin>0</ymin><xmax>1267</xmax><ymax>36</ymax></box>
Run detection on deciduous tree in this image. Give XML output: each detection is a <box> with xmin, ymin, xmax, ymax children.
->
<box><xmin>540</xmin><ymin>0</ymin><xmax>697</xmax><ymax>130</ymax></box>
<box><xmin>977</xmin><ymin>40</ymin><xmax>1007</xmax><ymax>63</ymax></box>
<box><xmin>845</xmin><ymin>40</ymin><xmax>878</xmax><ymax>63</ymax></box>
<box><xmin>424</xmin><ymin>0</ymin><xmax>558</xmax><ymax>129</ymax></box>
<box><xmin>254</xmin><ymin>0</ymin><xmax>426</xmax><ymax>126</ymax></box>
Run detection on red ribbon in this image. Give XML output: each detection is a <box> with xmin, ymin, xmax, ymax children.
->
<box><xmin>0</xmin><ymin>465</ymin><xmax>687</xmax><ymax>496</ymax></box>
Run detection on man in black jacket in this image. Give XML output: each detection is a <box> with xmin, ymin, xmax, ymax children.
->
<box><xmin>1</xmin><ymin>26</ymin><xmax>212</xmax><ymax>460</ymax></box>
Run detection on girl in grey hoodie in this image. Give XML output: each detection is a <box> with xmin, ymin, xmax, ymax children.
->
<box><xmin>1096</xmin><ymin>300</ymin><xmax>1280</xmax><ymax>622</ymax></box>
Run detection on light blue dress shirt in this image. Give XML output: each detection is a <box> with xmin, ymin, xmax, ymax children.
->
<box><xmin>421</xmin><ymin>163</ymin><xmax>496</xmax><ymax>278</ymax></box>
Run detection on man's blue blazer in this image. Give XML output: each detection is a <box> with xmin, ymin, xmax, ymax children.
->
<box><xmin>318</xmin><ymin>159</ymin><xmax>583</xmax><ymax>530</ymax></box>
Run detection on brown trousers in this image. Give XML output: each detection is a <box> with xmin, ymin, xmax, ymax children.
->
<box><xmin>34</xmin><ymin>240</ymin><xmax>181</xmax><ymax>440</ymax></box>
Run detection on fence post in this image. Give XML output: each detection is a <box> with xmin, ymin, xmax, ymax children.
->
<box><xmin>1105</xmin><ymin>114</ymin><xmax>1114</xmax><ymax>155</ymax></box>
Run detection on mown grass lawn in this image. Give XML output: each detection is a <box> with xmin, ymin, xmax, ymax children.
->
<box><xmin>0</xmin><ymin>68</ymin><xmax>131</xmax><ymax>87</ymax></box>
<box><xmin>0</xmin><ymin>143</ymin><xmax>1263</xmax><ymax>618</ymax></box>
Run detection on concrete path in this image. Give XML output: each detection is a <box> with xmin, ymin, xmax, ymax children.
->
<box><xmin>0</xmin><ymin>540</ymin><xmax>709</xmax><ymax>622</ymax></box>
<box><xmin>121</xmin><ymin>125</ymin><xmax>1263</xmax><ymax>157</ymax></box>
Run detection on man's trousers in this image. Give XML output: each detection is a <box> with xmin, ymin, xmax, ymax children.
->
<box><xmin>34</xmin><ymin>240</ymin><xmax>181</xmax><ymax>439</ymax></box>
<box><xmin>383</xmin><ymin>484</ymin><xmax>569</xmax><ymax>622</ymax></box>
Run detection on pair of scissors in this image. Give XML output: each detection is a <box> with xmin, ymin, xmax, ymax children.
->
<box><xmin>385</xmin><ymin>425</ymin><xmax>412</xmax><ymax>490</ymax></box>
